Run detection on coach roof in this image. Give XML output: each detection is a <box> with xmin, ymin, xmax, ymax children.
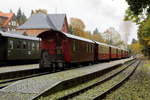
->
<box><xmin>63</xmin><ymin>32</ymin><xmax>94</xmax><ymax>43</ymax></box>
<box><xmin>0</xmin><ymin>31</ymin><xmax>39</xmax><ymax>41</ymax></box>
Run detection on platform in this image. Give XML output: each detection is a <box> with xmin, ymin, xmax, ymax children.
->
<box><xmin>0</xmin><ymin>58</ymin><xmax>133</xmax><ymax>100</ymax></box>
<box><xmin>0</xmin><ymin>64</ymin><xmax>39</xmax><ymax>74</ymax></box>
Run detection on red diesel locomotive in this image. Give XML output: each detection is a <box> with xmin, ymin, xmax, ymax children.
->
<box><xmin>37</xmin><ymin>30</ymin><xmax>129</xmax><ymax>69</ymax></box>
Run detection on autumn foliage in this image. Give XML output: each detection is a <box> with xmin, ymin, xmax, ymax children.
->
<box><xmin>69</xmin><ymin>17</ymin><xmax>105</xmax><ymax>43</ymax></box>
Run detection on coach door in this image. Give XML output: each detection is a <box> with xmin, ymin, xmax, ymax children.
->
<box><xmin>62</xmin><ymin>39</ymin><xmax>71</xmax><ymax>62</ymax></box>
<box><xmin>55</xmin><ymin>33</ymin><xmax>64</xmax><ymax>61</ymax></box>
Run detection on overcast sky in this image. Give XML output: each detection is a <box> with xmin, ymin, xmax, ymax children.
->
<box><xmin>0</xmin><ymin>0</ymin><xmax>138</xmax><ymax>44</ymax></box>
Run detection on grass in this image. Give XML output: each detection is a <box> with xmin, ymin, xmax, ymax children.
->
<box><xmin>102</xmin><ymin>60</ymin><xmax>150</xmax><ymax>100</ymax></box>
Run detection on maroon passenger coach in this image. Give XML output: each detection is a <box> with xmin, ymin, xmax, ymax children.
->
<box><xmin>37</xmin><ymin>30</ymin><xmax>129</xmax><ymax>69</ymax></box>
<box><xmin>37</xmin><ymin>30</ymin><xmax>95</xmax><ymax>68</ymax></box>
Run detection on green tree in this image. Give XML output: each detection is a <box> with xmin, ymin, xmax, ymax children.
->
<box><xmin>126</xmin><ymin>0</ymin><xmax>150</xmax><ymax>16</ymax></box>
<box><xmin>93</xmin><ymin>28</ymin><xmax>99</xmax><ymax>34</ymax></box>
<box><xmin>125</xmin><ymin>0</ymin><xmax>150</xmax><ymax>57</ymax></box>
<box><xmin>138</xmin><ymin>16</ymin><xmax>150</xmax><ymax>57</ymax></box>
<box><xmin>31</xmin><ymin>10</ymin><xmax>35</xmax><ymax>15</ymax></box>
<box><xmin>16</xmin><ymin>8</ymin><xmax>27</xmax><ymax>25</ymax></box>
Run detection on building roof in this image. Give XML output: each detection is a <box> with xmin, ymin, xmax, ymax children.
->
<box><xmin>0</xmin><ymin>12</ymin><xmax>14</xmax><ymax>27</ymax></box>
<box><xmin>17</xmin><ymin>13</ymin><xmax>66</xmax><ymax>31</ymax></box>
<box><xmin>0</xmin><ymin>31</ymin><xmax>39</xmax><ymax>41</ymax></box>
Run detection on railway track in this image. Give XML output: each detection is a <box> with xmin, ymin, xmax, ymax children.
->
<box><xmin>56</xmin><ymin>60</ymin><xmax>140</xmax><ymax>100</ymax></box>
<box><xmin>38</xmin><ymin>59</ymin><xmax>139</xmax><ymax>100</ymax></box>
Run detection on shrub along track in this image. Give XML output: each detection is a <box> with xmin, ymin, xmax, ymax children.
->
<box><xmin>38</xmin><ymin>59</ymin><xmax>139</xmax><ymax>100</ymax></box>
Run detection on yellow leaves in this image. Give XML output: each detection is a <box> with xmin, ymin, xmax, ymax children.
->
<box><xmin>91</xmin><ymin>34</ymin><xmax>105</xmax><ymax>43</ymax></box>
<box><xmin>147</xmin><ymin>41</ymin><xmax>150</xmax><ymax>46</ymax></box>
<box><xmin>143</xmin><ymin>37</ymin><xmax>150</xmax><ymax>41</ymax></box>
<box><xmin>130</xmin><ymin>42</ymin><xmax>142</xmax><ymax>54</ymax></box>
<box><xmin>32</xmin><ymin>9</ymin><xmax>47</xmax><ymax>14</ymax></box>
<box><xmin>70</xmin><ymin>17</ymin><xmax>85</xmax><ymax>31</ymax></box>
<box><xmin>69</xmin><ymin>17</ymin><xmax>105</xmax><ymax>43</ymax></box>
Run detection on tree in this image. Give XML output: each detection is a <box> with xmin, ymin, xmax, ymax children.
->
<box><xmin>126</xmin><ymin>0</ymin><xmax>150</xmax><ymax>16</ymax></box>
<box><xmin>31</xmin><ymin>9</ymin><xmax>47</xmax><ymax>15</ymax></box>
<box><xmin>91</xmin><ymin>28</ymin><xmax>105</xmax><ymax>43</ymax></box>
<box><xmin>31</xmin><ymin>10</ymin><xmax>35</xmax><ymax>15</ymax></box>
<box><xmin>69</xmin><ymin>17</ymin><xmax>86</xmax><ymax>37</ymax></box>
<box><xmin>93</xmin><ymin>28</ymin><xmax>99</xmax><ymax>34</ymax></box>
<box><xmin>125</xmin><ymin>0</ymin><xmax>150</xmax><ymax>57</ymax></box>
<box><xmin>138</xmin><ymin>16</ymin><xmax>150</xmax><ymax>57</ymax></box>
<box><xmin>124</xmin><ymin>8</ymin><xmax>142</xmax><ymax>24</ymax></box>
<box><xmin>129</xmin><ymin>41</ymin><xmax>142</xmax><ymax>55</ymax></box>
<box><xmin>16</xmin><ymin>8</ymin><xmax>27</xmax><ymax>25</ymax></box>
<box><xmin>9</xmin><ymin>9</ymin><xmax>13</xmax><ymax>13</ymax></box>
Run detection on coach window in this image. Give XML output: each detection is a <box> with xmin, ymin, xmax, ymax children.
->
<box><xmin>73</xmin><ymin>40</ymin><xmax>76</xmax><ymax>52</ymax></box>
<box><xmin>91</xmin><ymin>46</ymin><xmax>93</xmax><ymax>53</ymax></box>
<box><xmin>32</xmin><ymin>42</ymin><xmax>35</xmax><ymax>50</ymax></box>
<box><xmin>37</xmin><ymin>43</ymin><xmax>39</xmax><ymax>50</ymax></box>
<box><xmin>23</xmin><ymin>41</ymin><xmax>27</xmax><ymax>49</ymax></box>
<box><xmin>9</xmin><ymin>40</ymin><xmax>13</xmax><ymax>49</ymax></box>
<box><xmin>16</xmin><ymin>40</ymin><xmax>21</xmax><ymax>49</ymax></box>
<box><xmin>86</xmin><ymin>44</ymin><xmax>88</xmax><ymax>52</ymax></box>
<box><xmin>89</xmin><ymin>44</ymin><xmax>91</xmax><ymax>53</ymax></box>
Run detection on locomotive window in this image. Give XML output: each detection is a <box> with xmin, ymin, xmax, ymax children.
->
<box><xmin>9</xmin><ymin>40</ymin><xmax>13</xmax><ymax>49</ymax></box>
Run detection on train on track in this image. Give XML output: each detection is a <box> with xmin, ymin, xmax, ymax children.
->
<box><xmin>38</xmin><ymin>30</ymin><xmax>129</xmax><ymax>69</ymax></box>
<box><xmin>0</xmin><ymin>30</ymin><xmax>129</xmax><ymax>68</ymax></box>
<box><xmin>0</xmin><ymin>31</ymin><xmax>40</xmax><ymax>65</ymax></box>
